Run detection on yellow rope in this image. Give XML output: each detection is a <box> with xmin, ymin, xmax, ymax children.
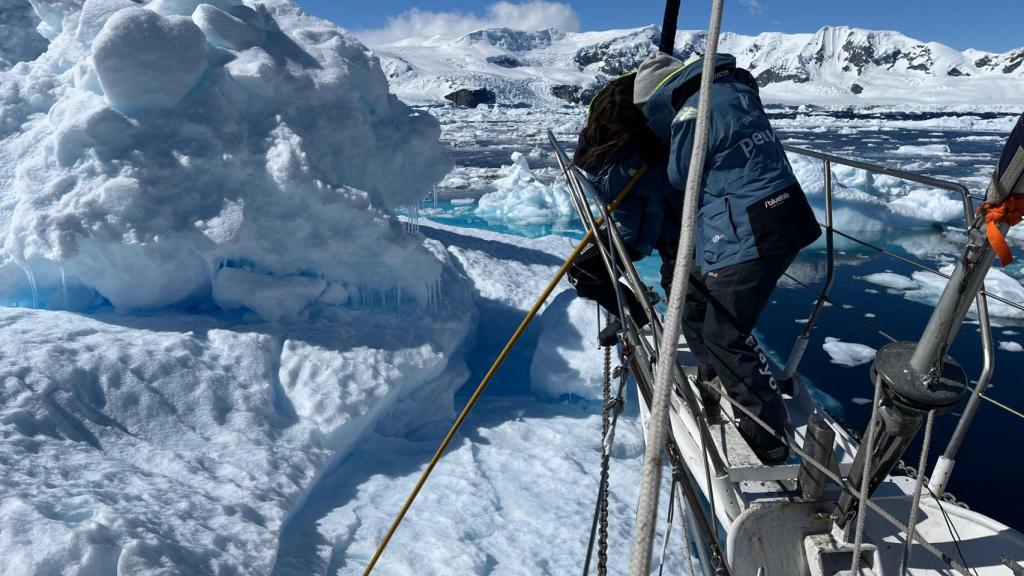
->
<box><xmin>362</xmin><ymin>165</ymin><xmax>649</xmax><ymax>574</ymax></box>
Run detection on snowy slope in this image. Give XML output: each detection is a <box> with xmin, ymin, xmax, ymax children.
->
<box><xmin>363</xmin><ymin>25</ymin><xmax>1024</xmax><ymax>107</ymax></box>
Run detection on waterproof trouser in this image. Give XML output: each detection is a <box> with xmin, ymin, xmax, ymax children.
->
<box><xmin>676</xmin><ymin>251</ymin><xmax>797</xmax><ymax>460</ymax></box>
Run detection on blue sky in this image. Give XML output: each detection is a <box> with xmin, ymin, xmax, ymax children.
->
<box><xmin>305</xmin><ymin>0</ymin><xmax>1024</xmax><ymax>52</ymax></box>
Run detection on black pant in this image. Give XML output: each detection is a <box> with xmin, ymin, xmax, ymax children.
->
<box><xmin>567</xmin><ymin>238</ymin><xmax>648</xmax><ymax>323</ymax></box>
<box><xmin>676</xmin><ymin>251</ymin><xmax>796</xmax><ymax>454</ymax></box>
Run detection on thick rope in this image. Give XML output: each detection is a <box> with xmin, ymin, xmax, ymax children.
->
<box><xmin>628</xmin><ymin>0</ymin><xmax>726</xmax><ymax>573</ymax></box>
<box><xmin>900</xmin><ymin>409</ymin><xmax>937</xmax><ymax>574</ymax></box>
<box><xmin>363</xmin><ymin>176</ymin><xmax>642</xmax><ymax>574</ymax></box>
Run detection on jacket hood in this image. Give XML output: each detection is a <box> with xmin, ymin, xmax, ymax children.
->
<box><xmin>642</xmin><ymin>53</ymin><xmax>737</xmax><ymax>140</ymax></box>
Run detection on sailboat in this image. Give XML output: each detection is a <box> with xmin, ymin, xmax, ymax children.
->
<box><xmin>365</xmin><ymin>1</ymin><xmax>1024</xmax><ymax>574</ymax></box>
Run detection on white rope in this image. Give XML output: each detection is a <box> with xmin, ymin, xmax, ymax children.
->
<box><xmin>900</xmin><ymin>409</ymin><xmax>937</xmax><ymax>574</ymax></box>
<box><xmin>851</xmin><ymin>377</ymin><xmax>884</xmax><ymax>575</ymax></box>
<box><xmin>627</xmin><ymin>0</ymin><xmax>726</xmax><ymax>573</ymax></box>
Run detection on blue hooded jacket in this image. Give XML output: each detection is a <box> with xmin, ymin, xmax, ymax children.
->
<box><xmin>588</xmin><ymin>150</ymin><xmax>679</xmax><ymax>258</ymax></box>
<box><xmin>643</xmin><ymin>54</ymin><xmax>820</xmax><ymax>272</ymax></box>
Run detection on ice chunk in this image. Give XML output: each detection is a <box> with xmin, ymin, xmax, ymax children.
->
<box><xmin>886</xmin><ymin>188</ymin><xmax>963</xmax><ymax>223</ymax></box>
<box><xmin>998</xmin><ymin>341</ymin><xmax>1023</xmax><ymax>352</ymax></box>
<box><xmin>475</xmin><ymin>152</ymin><xmax>573</xmax><ymax>225</ymax></box>
<box><xmin>822</xmin><ymin>337</ymin><xmax>877</xmax><ymax>367</ymax></box>
<box><xmin>859</xmin><ymin>272</ymin><xmax>916</xmax><ymax>290</ymax></box>
<box><xmin>530</xmin><ymin>290</ymin><xmax>603</xmax><ymax>399</ymax></box>
<box><xmin>893</xmin><ymin>144</ymin><xmax>951</xmax><ymax>155</ymax></box>
<box><xmin>910</xmin><ymin>264</ymin><xmax>1024</xmax><ymax>319</ymax></box>
<box><xmin>92</xmin><ymin>7</ymin><xmax>207</xmax><ymax>113</ymax></box>
<box><xmin>75</xmin><ymin>0</ymin><xmax>137</xmax><ymax>43</ymax></box>
<box><xmin>192</xmin><ymin>3</ymin><xmax>264</xmax><ymax>51</ymax></box>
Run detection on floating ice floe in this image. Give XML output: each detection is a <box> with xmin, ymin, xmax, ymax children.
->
<box><xmin>788</xmin><ymin>153</ymin><xmax>964</xmax><ymax>234</ymax></box>
<box><xmin>998</xmin><ymin>341</ymin><xmax>1023</xmax><ymax>353</ymax></box>
<box><xmin>893</xmin><ymin>143</ymin><xmax>952</xmax><ymax>156</ymax></box>
<box><xmin>859</xmin><ymin>272</ymin><xmax>917</xmax><ymax>290</ymax></box>
<box><xmin>823</xmin><ymin>337</ymin><xmax>878</xmax><ymax>367</ymax></box>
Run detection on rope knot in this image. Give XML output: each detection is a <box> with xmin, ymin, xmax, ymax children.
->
<box><xmin>979</xmin><ymin>194</ymin><xmax>1024</xmax><ymax>266</ymax></box>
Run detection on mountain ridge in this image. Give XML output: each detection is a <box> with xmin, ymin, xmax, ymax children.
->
<box><xmin>365</xmin><ymin>25</ymin><xmax>1024</xmax><ymax>108</ymax></box>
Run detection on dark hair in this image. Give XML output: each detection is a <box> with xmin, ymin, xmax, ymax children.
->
<box><xmin>573</xmin><ymin>73</ymin><xmax>668</xmax><ymax>174</ymax></box>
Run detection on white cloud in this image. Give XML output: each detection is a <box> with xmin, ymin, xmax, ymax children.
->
<box><xmin>354</xmin><ymin>1</ymin><xmax>581</xmax><ymax>46</ymax></box>
<box><xmin>739</xmin><ymin>0</ymin><xmax>764</xmax><ymax>14</ymax></box>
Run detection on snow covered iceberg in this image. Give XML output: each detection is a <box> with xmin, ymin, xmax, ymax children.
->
<box><xmin>0</xmin><ymin>2</ymin><xmax>476</xmax><ymax>575</ymax></box>
<box><xmin>0</xmin><ymin>0</ymin><xmax>450</xmax><ymax>318</ymax></box>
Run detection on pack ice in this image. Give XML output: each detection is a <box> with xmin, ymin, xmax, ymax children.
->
<box><xmin>0</xmin><ymin>1</ymin><xmax>474</xmax><ymax>574</ymax></box>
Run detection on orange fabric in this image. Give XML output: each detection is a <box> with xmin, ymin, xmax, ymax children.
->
<box><xmin>980</xmin><ymin>194</ymin><xmax>1024</xmax><ymax>266</ymax></box>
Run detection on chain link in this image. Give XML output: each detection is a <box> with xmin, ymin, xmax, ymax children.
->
<box><xmin>598</xmin><ymin>343</ymin><xmax>612</xmax><ymax>576</ymax></box>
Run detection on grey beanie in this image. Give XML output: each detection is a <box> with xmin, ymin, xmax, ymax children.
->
<box><xmin>633</xmin><ymin>52</ymin><xmax>685</xmax><ymax>105</ymax></box>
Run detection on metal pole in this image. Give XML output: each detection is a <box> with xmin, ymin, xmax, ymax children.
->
<box><xmin>929</xmin><ymin>290</ymin><xmax>996</xmax><ymax>495</ymax></box>
<box><xmin>659</xmin><ymin>0</ymin><xmax>682</xmax><ymax>54</ymax></box>
<box><xmin>782</xmin><ymin>158</ymin><xmax>835</xmax><ymax>380</ymax></box>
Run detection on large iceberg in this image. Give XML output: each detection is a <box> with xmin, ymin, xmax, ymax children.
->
<box><xmin>0</xmin><ymin>2</ymin><xmax>474</xmax><ymax>574</ymax></box>
<box><xmin>0</xmin><ymin>0</ymin><xmax>451</xmax><ymax>317</ymax></box>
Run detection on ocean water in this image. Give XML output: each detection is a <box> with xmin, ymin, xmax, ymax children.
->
<box><xmin>424</xmin><ymin>117</ymin><xmax>1024</xmax><ymax>530</ymax></box>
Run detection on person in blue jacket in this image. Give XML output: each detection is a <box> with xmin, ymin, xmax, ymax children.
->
<box><xmin>569</xmin><ymin>73</ymin><xmax>682</xmax><ymax>345</ymax></box>
<box><xmin>634</xmin><ymin>52</ymin><xmax>821</xmax><ymax>464</ymax></box>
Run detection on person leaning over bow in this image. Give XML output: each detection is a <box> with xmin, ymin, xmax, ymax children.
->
<box><xmin>633</xmin><ymin>52</ymin><xmax>821</xmax><ymax>464</ymax></box>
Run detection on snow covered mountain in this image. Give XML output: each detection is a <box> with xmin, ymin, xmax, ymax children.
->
<box><xmin>366</xmin><ymin>25</ymin><xmax>1024</xmax><ymax>107</ymax></box>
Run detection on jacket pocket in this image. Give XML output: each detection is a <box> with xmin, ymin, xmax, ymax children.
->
<box><xmin>746</xmin><ymin>183</ymin><xmax>822</xmax><ymax>257</ymax></box>
<box><xmin>701</xmin><ymin>197</ymin><xmax>740</xmax><ymax>265</ymax></box>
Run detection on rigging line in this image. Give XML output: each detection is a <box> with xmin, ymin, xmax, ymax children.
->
<box><xmin>656</xmin><ymin>475</ymin><xmax>677</xmax><ymax>576</ymax></box>
<box><xmin>675</xmin><ymin>481</ymin><xmax>698</xmax><ymax>576</ymax></box>
<box><xmin>851</xmin><ymin>376</ymin><xmax>884</xmax><ymax>576</ymax></box>
<box><xmin>782</xmin><ymin>271</ymin><xmax>899</xmax><ymax>343</ymax></box>
<box><xmin>900</xmin><ymin>409</ymin><xmax>936</xmax><ymax>575</ymax></box>
<box><xmin>928</xmin><ymin>486</ymin><xmax>979</xmax><ymax>576</ymax></box>
<box><xmin>362</xmin><ymin>169</ymin><xmax>644</xmax><ymax>575</ymax></box>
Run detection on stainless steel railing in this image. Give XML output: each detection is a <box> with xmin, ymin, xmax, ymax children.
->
<box><xmin>780</xmin><ymin>145</ymin><xmax>1024</xmax><ymax>477</ymax></box>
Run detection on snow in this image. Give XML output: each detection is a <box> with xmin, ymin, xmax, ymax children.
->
<box><xmin>360</xmin><ymin>23</ymin><xmax>1024</xmax><ymax>108</ymax></box>
<box><xmin>999</xmin><ymin>341</ymin><xmax>1023</xmax><ymax>352</ymax></box>
<box><xmin>788</xmin><ymin>153</ymin><xmax>965</xmax><ymax>232</ymax></box>
<box><xmin>93</xmin><ymin>7</ymin><xmax>208</xmax><ymax>113</ymax></box>
<box><xmin>192</xmin><ymin>4</ymin><xmax>266</xmax><ymax>51</ymax></box>
<box><xmin>530</xmin><ymin>290</ymin><xmax>605</xmax><ymax>399</ymax></box>
<box><xmin>822</xmin><ymin>337</ymin><xmax>877</xmax><ymax>367</ymax></box>
<box><xmin>475</xmin><ymin>152</ymin><xmax>574</xmax><ymax>226</ymax></box>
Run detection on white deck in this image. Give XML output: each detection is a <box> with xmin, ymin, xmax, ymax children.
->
<box><xmin>635</xmin><ymin>334</ymin><xmax>1024</xmax><ymax>575</ymax></box>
